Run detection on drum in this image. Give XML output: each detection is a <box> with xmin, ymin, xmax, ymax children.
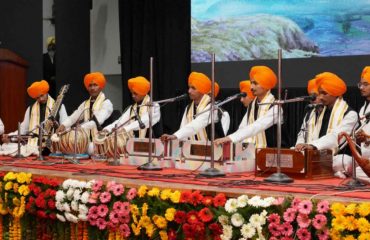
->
<box><xmin>93</xmin><ymin>132</ymin><xmax>108</xmax><ymax>156</ymax></box>
<box><xmin>104</xmin><ymin>130</ymin><xmax>132</xmax><ymax>158</ymax></box>
<box><xmin>50</xmin><ymin>134</ymin><xmax>61</xmax><ymax>153</ymax></box>
<box><xmin>58</xmin><ymin>129</ymin><xmax>89</xmax><ymax>155</ymax></box>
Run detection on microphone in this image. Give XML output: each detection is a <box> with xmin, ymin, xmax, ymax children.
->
<box><xmin>174</xmin><ymin>93</ymin><xmax>188</xmax><ymax>101</ymax></box>
<box><xmin>306</xmin><ymin>103</ymin><xmax>323</xmax><ymax>109</ymax></box>
<box><xmin>91</xmin><ymin>114</ymin><xmax>102</xmax><ymax>131</ymax></box>
<box><xmin>133</xmin><ymin>108</ymin><xmax>145</xmax><ymax>129</ymax></box>
<box><xmin>150</xmin><ymin>93</ymin><xmax>188</xmax><ymax>105</ymax></box>
<box><xmin>225</xmin><ymin>92</ymin><xmax>246</xmax><ymax>100</ymax></box>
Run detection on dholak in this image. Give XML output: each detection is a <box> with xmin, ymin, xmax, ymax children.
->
<box><xmin>50</xmin><ymin>134</ymin><xmax>61</xmax><ymax>153</ymax></box>
<box><xmin>58</xmin><ymin>129</ymin><xmax>89</xmax><ymax>154</ymax></box>
<box><xmin>93</xmin><ymin>133</ymin><xmax>108</xmax><ymax>156</ymax></box>
<box><xmin>105</xmin><ymin>130</ymin><xmax>132</xmax><ymax>158</ymax></box>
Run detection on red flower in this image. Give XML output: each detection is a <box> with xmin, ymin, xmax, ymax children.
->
<box><xmin>35</xmin><ymin>195</ymin><xmax>47</xmax><ymax>209</ymax></box>
<box><xmin>174</xmin><ymin>210</ymin><xmax>187</xmax><ymax>224</ymax></box>
<box><xmin>182</xmin><ymin>223</ymin><xmax>195</xmax><ymax>237</ymax></box>
<box><xmin>47</xmin><ymin>200</ymin><xmax>56</xmax><ymax>209</ymax></box>
<box><xmin>208</xmin><ymin>223</ymin><xmax>222</xmax><ymax>236</ymax></box>
<box><xmin>168</xmin><ymin>229</ymin><xmax>177</xmax><ymax>240</ymax></box>
<box><xmin>36</xmin><ymin>210</ymin><xmax>47</xmax><ymax>218</ymax></box>
<box><xmin>198</xmin><ymin>207</ymin><xmax>213</xmax><ymax>222</ymax></box>
<box><xmin>193</xmin><ymin>222</ymin><xmax>205</xmax><ymax>236</ymax></box>
<box><xmin>213</xmin><ymin>193</ymin><xmax>226</xmax><ymax>207</ymax></box>
<box><xmin>49</xmin><ymin>213</ymin><xmax>56</xmax><ymax>220</ymax></box>
<box><xmin>190</xmin><ymin>191</ymin><xmax>203</xmax><ymax>206</ymax></box>
<box><xmin>202</xmin><ymin>196</ymin><xmax>213</xmax><ymax>206</ymax></box>
<box><xmin>180</xmin><ymin>191</ymin><xmax>192</xmax><ymax>203</ymax></box>
<box><xmin>186</xmin><ymin>211</ymin><xmax>199</xmax><ymax>224</ymax></box>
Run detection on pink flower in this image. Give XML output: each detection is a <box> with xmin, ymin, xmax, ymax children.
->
<box><xmin>298</xmin><ymin>200</ymin><xmax>313</xmax><ymax>215</ymax></box>
<box><xmin>317</xmin><ymin>228</ymin><xmax>329</xmax><ymax>240</ymax></box>
<box><xmin>107</xmin><ymin>181</ymin><xmax>117</xmax><ymax>192</ymax></box>
<box><xmin>297</xmin><ymin>228</ymin><xmax>311</xmax><ymax>240</ymax></box>
<box><xmin>273</xmin><ymin>197</ymin><xmax>285</xmax><ymax>205</ymax></box>
<box><xmin>268</xmin><ymin>213</ymin><xmax>281</xmax><ymax>224</ymax></box>
<box><xmin>119</xmin><ymin>214</ymin><xmax>130</xmax><ymax>224</ymax></box>
<box><xmin>99</xmin><ymin>191</ymin><xmax>111</xmax><ymax>203</ymax></box>
<box><xmin>113</xmin><ymin>201</ymin><xmax>124</xmax><ymax>211</ymax></box>
<box><xmin>88</xmin><ymin>206</ymin><xmax>99</xmax><ymax>219</ymax></box>
<box><xmin>126</xmin><ymin>188</ymin><xmax>137</xmax><ymax>200</ymax></box>
<box><xmin>268</xmin><ymin>223</ymin><xmax>281</xmax><ymax>237</ymax></box>
<box><xmin>316</xmin><ymin>200</ymin><xmax>329</xmax><ymax>214</ymax></box>
<box><xmin>297</xmin><ymin>213</ymin><xmax>311</xmax><ymax>228</ymax></box>
<box><xmin>269</xmin><ymin>238</ymin><xmax>279</xmax><ymax>240</ymax></box>
<box><xmin>88</xmin><ymin>217</ymin><xmax>97</xmax><ymax>226</ymax></box>
<box><xmin>88</xmin><ymin>192</ymin><xmax>100</xmax><ymax>204</ymax></box>
<box><xmin>109</xmin><ymin>211</ymin><xmax>120</xmax><ymax>224</ymax></box>
<box><xmin>119</xmin><ymin>223</ymin><xmax>131</xmax><ymax>237</ymax></box>
<box><xmin>112</xmin><ymin>184</ymin><xmax>124</xmax><ymax>196</ymax></box>
<box><xmin>312</xmin><ymin>214</ymin><xmax>327</xmax><ymax>230</ymax></box>
<box><xmin>281</xmin><ymin>237</ymin><xmax>293</xmax><ymax>240</ymax></box>
<box><xmin>97</xmin><ymin>204</ymin><xmax>109</xmax><ymax>217</ymax></box>
<box><xmin>106</xmin><ymin>221</ymin><xmax>117</xmax><ymax>230</ymax></box>
<box><xmin>121</xmin><ymin>202</ymin><xmax>130</xmax><ymax>215</ymax></box>
<box><xmin>291</xmin><ymin>198</ymin><xmax>301</xmax><ymax>210</ymax></box>
<box><xmin>280</xmin><ymin>222</ymin><xmax>293</xmax><ymax>237</ymax></box>
<box><xmin>283</xmin><ymin>208</ymin><xmax>297</xmax><ymax>223</ymax></box>
<box><xmin>96</xmin><ymin>218</ymin><xmax>107</xmax><ymax>230</ymax></box>
<box><xmin>92</xmin><ymin>180</ymin><xmax>103</xmax><ymax>192</ymax></box>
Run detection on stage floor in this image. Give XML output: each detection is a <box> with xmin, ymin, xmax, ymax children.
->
<box><xmin>0</xmin><ymin>156</ymin><xmax>369</xmax><ymax>203</ymax></box>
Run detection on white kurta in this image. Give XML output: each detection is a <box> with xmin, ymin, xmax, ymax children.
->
<box><xmin>357</xmin><ymin>101</ymin><xmax>370</xmax><ymax>183</ymax></box>
<box><xmin>0</xmin><ymin>118</ymin><xmax>4</xmax><ymax>135</ymax></box>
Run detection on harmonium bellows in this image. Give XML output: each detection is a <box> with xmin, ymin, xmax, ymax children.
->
<box><xmin>255</xmin><ymin>148</ymin><xmax>333</xmax><ymax>179</ymax></box>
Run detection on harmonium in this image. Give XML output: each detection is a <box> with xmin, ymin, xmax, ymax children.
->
<box><xmin>255</xmin><ymin>148</ymin><xmax>333</xmax><ymax>179</ymax></box>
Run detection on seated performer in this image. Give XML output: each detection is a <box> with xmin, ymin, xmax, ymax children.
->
<box><xmin>1</xmin><ymin>80</ymin><xmax>68</xmax><ymax>156</ymax></box>
<box><xmin>212</xmin><ymin>82</ymin><xmax>230</xmax><ymax>136</ymax></box>
<box><xmin>214</xmin><ymin>66</ymin><xmax>281</xmax><ymax>148</ymax></box>
<box><xmin>161</xmin><ymin>72</ymin><xmax>229</xmax><ymax>141</ymax></box>
<box><xmin>101</xmin><ymin>76</ymin><xmax>162</xmax><ymax>138</ymax></box>
<box><xmin>0</xmin><ymin>118</ymin><xmax>3</xmax><ymax>135</ymax></box>
<box><xmin>57</xmin><ymin>72</ymin><xmax>113</xmax><ymax>154</ymax></box>
<box><xmin>355</xmin><ymin>66</ymin><xmax>370</xmax><ymax>183</ymax></box>
<box><xmin>294</xmin><ymin>72</ymin><xmax>358</xmax><ymax>177</ymax></box>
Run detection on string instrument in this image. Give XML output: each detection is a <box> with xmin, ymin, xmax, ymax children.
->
<box><xmin>338</xmin><ymin>132</ymin><xmax>370</xmax><ymax>178</ymax></box>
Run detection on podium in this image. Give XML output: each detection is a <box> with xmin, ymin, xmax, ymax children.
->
<box><xmin>0</xmin><ymin>48</ymin><xmax>28</xmax><ymax>133</ymax></box>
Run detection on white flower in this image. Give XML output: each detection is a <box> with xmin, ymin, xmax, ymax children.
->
<box><xmin>78</xmin><ymin>213</ymin><xmax>87</xmax><ymax>221</ymax></box>
<box><xmin>231</xmin><ymin>213</ymin><xmax>245</xmax><ymax>227</ymax></box>
<box><xmin>241</xmin><ymin>223</ymin><xmax>256</xmax><ymax>239</ymax></box>
<box><xmin>55</xmin><ymin>190</ymin><xmax>65</xmax><ymax>202</ymax></box>
<box><xmin>248</xmin><ymin>196</ymin><xmax>262</xmax><ymax>207</ymax></box>
<box><xmin>66</xmin><ymin>188</ymin><xmax>74</xmax><ymax>200</ymax></box>
<box><xmin>218</xmin><ymin>215</ymin><xmax>229</xmax><ymax>226</ymax></box>
<box><xmin>225</xmin><ymin>198</ymin><xmax>238</xmax><ymax>213</ymax></box>
<box><xmin>77</xmin><ymin>181</ymin><xmax>87</xmax><ymax>189</ymax></box>
<box><xmin>261</xmin><ymin>210</ymin><xmax>268</xmax><ymax>217</ymax></box>
<box><xmin>56</xmin><ymin>213</ymin><xmax>66</xmax><ymax>222</ymax></box>
<box><xmin>249</xmin><ymin>214</ymin><xmax>263</xmax><ymax>228</ymax></box>
<box><xmin>239</xmin><ymin>238</ymin><xmax>247</xmax><ymax>240</ymax></box>
<box><xmin>256</xmin><ymin>226</ymin><xmax>265</xmax><ymax>240</ymax></box>
<box><xmin>63</xmin><ymin>202</ymin><xmax>71</xmax><ymax>212</ymax></box>
<box><xmin>80</xmin><ymin>192</ymin><xmax>90</xmax><ymax>204</ymax></box>
<box><xmin>237</xmin><ymin>195</ymin><xmax>248</xmax><ymax>208</ymax></box>
<box><xmin>86</xmin><ymin>180</ymin><xmax>93</xmax><ymax>189</ymax></box>
<box><xmin>264</xmin><ymin>197</ymin><xmax>275</xmax><ymax>206</ymax></box>
<box><xmin>62</xmin><ymin>179</ymin><xmax>73</xmax><ymax>189</ymax></box>
<box><xmin>79</xmin><ymin>204</ymin><xmax>88</xmax><ymax>215</ymax></box>
<box><xmin>56</xmin><ymin>202</ymin><xmax>64</xmax><ymax>211</ymax></box>
<box><xmin>73</xmin><ymin>189</ymin><xmax>82</xmax><ymax>201</ymax></box>
<box><xmin>220</xmin><ymin>225</ymin><xmax>232</xmax><ymax>240</ymax></box>
<box><xmin>71</xmin><ymin>201</ymin><xmax>79</xmax><ymax>211</ymax></box>
<box><xmin>65</xmin><ymin>212</ymin><xmax>78</xmax><ymax>223</ymax></box>
<box><xmin>257</xmin><ymin>213</ymin><xmax>266</xmax><ymax>226</ymax></box>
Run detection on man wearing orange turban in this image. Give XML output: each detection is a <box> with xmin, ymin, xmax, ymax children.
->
<box><xmin>2</xmin><ymin>80</ymin><xmax>68</xmax><ymax>156</ymax></box>
<box><xmin>295</xmin><ymin>72</ymin><xmax>358</xmax><ymax>179</ymax></box>
<box><xmin>354</xmin><ymin>66</ymin><xmax>370</xmax><ymax>182</ymax></box>
<box><xmin>161</xmin><ymin>72</ymin><xmax>228</xmax><ymax>141</ymax></box>
<box><xmin>215</xmin><ymin>66</ymin><xmax>283</xmax><ymax>151</ymax></box>
<box><xmin>102</xmin><ymin>76</ymin><xmax>162</xmax><ymax>139</ymax></box>
<box><xmin>57</xmin><ymin>72</ymin><xmax>113</xmax><ymax>155</ymax></box>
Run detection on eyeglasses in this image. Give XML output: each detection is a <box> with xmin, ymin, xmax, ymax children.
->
<box><xmin>358</xmin><ymin>82</ymin><xmax>370</xmax><ymax>88</ymax></box>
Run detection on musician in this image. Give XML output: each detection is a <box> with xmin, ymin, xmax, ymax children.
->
<box><xmin>211</xmin><ymin>82</ymin><xmax>230</xmax><ymax>136</ymax></box>
<box><xmin>1</xmin><ymin>80</ymin><xmax>68</xmax><ymax>155</ymax></box>
<box><xmin>294</xmin><ymin>72</ymin><xmax>358</xmax><ymax>178</ymax></box>
<box><xmin>56</xmin><ymin>72</ymin><xmax>113</xmax><ymax>154</ymax></box>
<box><xmin>0</xmin><ymin>118</ymin><xmax>4</xmax><ymax>135</ymax></box>
<box><xmin>101</xmin><ymin>76</ymin><xmax>162</xmax><ymax>138</ymax></box>
<box><xmin>161</xmin><ymin>72</ymin><xmax>229</xmax><ymax>141</ymax></box>
<box><xmin>214</xmin><ymin>66</ymin><xmax>281</xmax><ymax>148</ymax></box>
<box><xmin>355</xmin><ymin>66</ymin><xmax>370</xmax><ymax>183</ymax></box>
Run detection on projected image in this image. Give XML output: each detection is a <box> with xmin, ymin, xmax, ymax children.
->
<box><xmin>191</xmin><ymin>0</ymin><xmax>370</xmax><ymax>62</ymax></box>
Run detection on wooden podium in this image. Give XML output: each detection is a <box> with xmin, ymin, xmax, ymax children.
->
<box><xmin>0</xmin><ymin>48</ymin><xmax>28</xmax><ymax>133</ymax></box>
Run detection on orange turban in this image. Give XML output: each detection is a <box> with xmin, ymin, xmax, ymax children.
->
<box><xmin>128</xmin><ymin>76</ymin><xmax>150</xmax><ymax>96</ymax></box>
<box><xmin>212</xmin><ymin>83</ymin><xmax>220</xmax><ymax>98</ymax></box>
<box><xmin>84</xmin><ymin>72</ymin><xmax>106</xmax><ymax>89</ymax></box>
<box><xmin>361</xmin><ymin>66</ymin><xmax>370</xmax><ymax>83</ymax></box>
<box><xmin>307</xmin><ymin>79</ymin><xmax>318</xmax><ymax>95</ymax></box>
<box><xmin>27</xmin><ymin>80</ymin><xmax>49</xmax><ymax>99</ymax></box>
<box><xmin>188</xmin><ymin>72</ymin><xmax>211</xmax><ymax>94</ymax></box>
<box><xmin>315</xmin><ymin>72</ymin><xmax>347</xmax><ymax>97</ymax></box>
<box><xmin>239</xmin><ymin>80</ymin><xmax>255</xmax><ymax>99</ymax></box>
<box><xmin>249</xmin><ymin>66</ymin><xmax>277</xmax><ymax>90</ymax></box>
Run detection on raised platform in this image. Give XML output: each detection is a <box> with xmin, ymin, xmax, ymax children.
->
<box><xmin>0</xmin><ymin>156</ymin><xmax>369</xmax><ymax>203</ymax></box>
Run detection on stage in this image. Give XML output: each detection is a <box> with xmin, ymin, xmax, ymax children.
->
<box><xmin>0</xmin><ymin>156</ymin><xmax>368</xmax><ymax>203</ymax></box>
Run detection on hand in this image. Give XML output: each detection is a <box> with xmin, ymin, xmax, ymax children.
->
<box><xmin>355</xmin><ymin>130</ymin><xmax>368</xmax><ymax>143</ymax></box>
<box><xmin>100</xmin><ymin>129</ymin><xmax>109</xmax><ymax>135</ymax></box>
<box><xmin>214</xmin><ymin>137</ymin><xmax>231</xmax><ymax>146</ymax></box>
<box><xmin>56</xmin><ymin>125</ymin><xmax>66</xmax><ymax>134</ymax></box>
<box><xmin>2</xmin><ymin>134</ymin><xmax>9</xmax><ymax>143</ymax></box>
<box><xmin>160</xmin><ymin>134</ymin><xmax>177</xmax><ymax>142</ymax></box>
<box><xmin>295</xmin><ymin>143</ymin><xmax>316</xmax><ymax>151</ymax></box>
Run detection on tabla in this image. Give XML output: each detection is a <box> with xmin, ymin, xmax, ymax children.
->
<box><xmin>94</xmin><ymin>130</ymin><xmax>132</xmax><ymax>158</ymax></box>
<box><xmin>52</xmin><ymin>129</ymin><xmax>89</xmax><ymax>155</ymax></box>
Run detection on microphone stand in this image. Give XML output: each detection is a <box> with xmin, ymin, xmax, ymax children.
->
<box><xmin>35</xmin><ymin>120</ymin><xmax>48</xmax><ymax>161</ymax></box>
<box><xmin>111</xmin><ymin>123</ymin><xmax>119</xmax><ymax>166</ymax></box>
<box><xmin>199</xmin><ymin>53</ymin><xmax>225</xmax><ymax>177</ymax></box>
<box><xmin>14</xmin><ymin>122</ymin><xmax>24</xmax><ymax>159</ymax></box>
<box><xmin>138</xmin><ymin>57</ymin><xmax>162</xmax><ymax>171</ymax></box>
<box><xmin>264</xmin><ymin>49</ymin><xmax>293</xmax><ymax>183</ymax></box>
<box><xmin>195</xmin><ymin>93</ymin><xmax>243</xmax><ymax>117</ymax></box>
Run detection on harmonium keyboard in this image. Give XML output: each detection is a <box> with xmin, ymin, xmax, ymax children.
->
<box><xmin>255</xmin><ymin>148</ymin><xmax>333</xmax><ymax>179</ymax></box>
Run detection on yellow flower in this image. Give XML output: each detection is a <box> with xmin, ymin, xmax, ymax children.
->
<box><xmin>332</xmin><ymin>216</ymin><xmax>346</xmax><ymax>231</ymax></box>
<box><xmin>343</xmin><ymin>235</ymin><xmax>356</xmax><ymax>240</ymax></box>
<box><xmin>131</xmin><ymin>204</ymin><xmax>139</xmax><ymax>216</ymax></box>
<box><xmin>4</xmin><ymin>172</ymin><xmax>16</xmax><ymax>181</ymax></box>
<box><xmin>16</xmin><ymin>172</ymin><xmax>32</xmax><ymax>184</ymax></box>
<box><xmin>139</xmin><ymin>216</ymin><xmax>152</xmax><ymax>227</ymax></box>
<box><xmin>0</xmin><ymin>203</ymin><xmax>7</xmax><ymax>215</ymax></box>
<box><xmin>160</xmin><ymin>189</ymin><xmax>172</xmax><ymax>201</ymax></box>
<box><xmin>345</xmin><ymin>216</ymin><xmax>357</xmax><ymax>231</ymax></box>
<box><xmin>357</xmin><ymin>217</ymin><xmax>370</xmax><ymax>233</ymax></box>
<box><xmin>165</xmin><ymin>208</ymin><xmax>176</xmax><ymax>221</ymax></box>
<box><xmin>145</xmin><ymin>223</ymin><xmax>155</xmax><ymax>237</ymax></box>
<box><xmin>148</xmin><ymin>187</ymin><xmax>160</xmax><ymax>197</ymax></box>
<box><xmin>138</xmin><ymin>185</ymin><xmax>148</xmax><ymax>198</ymax></box>
<box><xmin>4</xmin><ymin>182</ymin><xmax>13</xmax><ymax>191</ymax></box>
<box><xmin>358</xmin><ymin>202</ymin><xmax>370</xmax><ymax>217</ymax></box>
<box><xmin>159</xmin><ymin>230</ymin><xmax>168</xmax><ymax>240</ymax></box>
<box><xmin>18</xmin><ymin>185</ymin><xmax>30</xmax><ymax>196</ymax></box>
<box><xmin>359</xmin><ymin>232</ymin><xmax>370</xmax><ymax>240</ymax></box>
<box><xmin>12</xmin><ymin>197</ymin><xmax>20</xmax><ymax>207</ymax></box>
<box><xmin>345</xmin><ymin>203</ymin><xmax>357</xmax><ymax>215</ymax></box>
<box><xmin>153</xmin><ymin>215</ymin><xmax>167</xmax><ymax>229</ymax></box>
<box><xmin>329</xmin><ymin>229</ymin><xmax>341</xmax><ymax>240</ymax></box>
<box><xmin>12</xmin><ymin>183</ymin><xmax>19</xmax><ymax>192</ymax></box>
<box><xmin>331</xmin><ymin>202</ymin><xmax>346</xmax><ymax>217</ymax></box>
<box><xmin>142</xmin><ymin>203</ymin><xmax>148</xmax><ymax>216</ymax></box>
<box><xmin>131</xmin><ymin>223</ymin><xmax>141</xmax><ymax>236</ymax></box>
<box><xmin>170</xmin><ymin>190</ymin><xmax>181</xmax><ymax>203</ymax></box>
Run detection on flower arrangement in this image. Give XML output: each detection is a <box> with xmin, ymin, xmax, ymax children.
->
<box><xmin>87</xmin><ymin>180</ymin><xmax>132</xmax><ymax>239</ymax></box>
<box><xmin>330</xmin><ymin>202</ymin><xmax>370</xmax><ymax>240</ymax></box>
